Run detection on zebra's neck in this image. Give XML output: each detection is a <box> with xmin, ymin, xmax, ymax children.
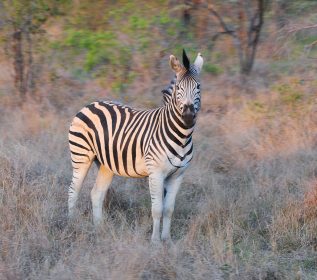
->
<box><xmin>162</xmin><ymin>96</ymin><xmax>194</xmax><ymax>146</ymax></box>
<box><xmin>151</xmin><ymin>98</ymin><xmax>194</xmax><ymax>169</ymax></box>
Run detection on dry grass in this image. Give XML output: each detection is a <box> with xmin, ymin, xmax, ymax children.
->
<box><xmin>1</xmin><ymin>73</ymin><xmax>317</xmax><ymax>280</ymax></box>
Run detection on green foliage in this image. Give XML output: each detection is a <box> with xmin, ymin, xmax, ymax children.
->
<box><xmin>49</xmin><ymin>0</ymin><xmax>189</xmax><ymax>92</ymax></box>
<box><xmin>284</xmin><ymin>0</ymin><xmax>317</xmax><ymax>14</ymax></box>
<box><xmin>301</xmin><ymin>257</ymin><xmax>317</xmax><ymax>270</ymax></box>
<box><xmin>61</xmin><ymin>29</ymin><xmax>130</xmax><ymax>72</ymax></box>
<box><xmin>204</xmin><ymin>63</ymin><xmax>223</xmax><ymax>75</ymax></box>
<box><xmin>270</xmin><ymin>61</ymin><xmax>293</xmax><ymax>75</ymax></box>
<box><xmin>103</xmin><ymin>1</ymin><xmax>182</xmax><ymax>54</ymax></box>
<box><xmin>296</xmin><ymin>34</ymin><xmax>317</xmax><ymax>46</ymax></box>
<box><xmin>219</xmin><ymin>263</ymin><xmax>234</xmax><ymax>278</ymax></box>
<box><xmin>274</xmin><ymin>83</ymin><xmax>303</xmax><ymax>105</ymax></box>
<box><xmin>1</xmin><ymin>0</ymin><xmax>69</xmax><ymax>30</ymax></box>
<box><xmin>129</xmin><ymin>15</ymin><xmax>149</xmax><ymax>30</ymax></box>
<box><xmin>245</xmin><ymin>100</ymin><xmax>275</xmax><ymax>119</ymax></box>
<box><xmin>47</xmin><ymin>0</ymin><xmax>71</xmax><ymax>16</ymax></box>
<box><xmin>251</xmin><ymin>101</ymin><xmax>265</xmax><ymax>112</ymax></box>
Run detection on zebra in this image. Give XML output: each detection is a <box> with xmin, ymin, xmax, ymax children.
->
<box><xmin>68</xmin><ymin>50</ymin><xmax>203</xmax><ymax>243</ymax></box>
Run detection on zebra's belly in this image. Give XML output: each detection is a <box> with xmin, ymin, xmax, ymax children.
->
<box><xmin>108</xmin><ymin>154</ymin><xmax>149</xmax><ymax>178</ymax></box>
<box><xmin>91</xmin><ymin>140</ymin><xmax>149</xmax><ymax>178</ymax></box>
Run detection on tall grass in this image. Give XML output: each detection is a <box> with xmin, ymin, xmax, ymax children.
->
<box><xmin>1</xmin><ymin>76</ymin><xmax>316</xmax><ymax>279</ymax></box>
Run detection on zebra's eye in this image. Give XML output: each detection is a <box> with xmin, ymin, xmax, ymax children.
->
<box><xmin>197</xmin><ymin>84</ymin><xmax>200</xmax><ymax>90</ymax></box>
<box><xmin>176</xmin><ymin>85</ymin><xmax>180</xmax><ymax>90</ymax></box>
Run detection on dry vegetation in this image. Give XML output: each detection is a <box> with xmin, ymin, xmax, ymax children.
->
<box><xmin>1</xmin><ymin>74</ymin><xmax>317</xmax><ymax>279</ymax></box>
<box><xmin>1</xmin><ymin>1</ymin><xmax>317</xmax><ymax>279</ymax></box>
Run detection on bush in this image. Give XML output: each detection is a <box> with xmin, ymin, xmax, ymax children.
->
<box><xmin>62</xmin><ymin>29</ymin><xmax>130</xmax><ymax>72</ymax></box>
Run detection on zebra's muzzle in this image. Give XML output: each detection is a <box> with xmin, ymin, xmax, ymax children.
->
<box><xmin>182</xmin><ymin>104</ymin><xmax>196</xmax><ymax>127</ymax></box>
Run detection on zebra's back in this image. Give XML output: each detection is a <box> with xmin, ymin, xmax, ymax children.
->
<box><xmin>69</xmin><ymin>101</ymin><xmax>160</xmax><ymax>178</ymax></box>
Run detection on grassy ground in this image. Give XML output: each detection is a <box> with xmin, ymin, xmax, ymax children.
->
<box><xmin>0</xmin><ymin>69</ymin><xmax>317</xmax><ymax>279</ymax></box>
<box><xmin>1</xmin><ymin>3</ymin><xmax>317</xmax><ymax>277</ymax></box>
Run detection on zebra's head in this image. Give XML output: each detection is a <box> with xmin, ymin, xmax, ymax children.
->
<box><xmin>169</xmin><ymin>50</ymin><xmax>203</xmax><ymax>127</ymax></box>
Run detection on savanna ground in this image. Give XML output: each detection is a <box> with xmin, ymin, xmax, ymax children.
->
<box><xmin>1</xmin><ymin>1</ymin><xmax>317</xmax><ymax>279</ymax></box>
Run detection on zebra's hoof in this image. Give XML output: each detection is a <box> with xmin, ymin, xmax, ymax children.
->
<box><xmin>67</xmin><ymin>213</ymin><xmax>76</xmax><ymax>224</ymax></box>
<box><xmin>162</xmin><ymin>237</ymin><xmax>174</xmax><ymax>247</ymax></box>
<box><xmin>93</xmin><ymin>219</ymin><xmax>104</xmax><ymax>229</ymax></box>
<box><xmin>150</xmin><ymin>238</ymin><xmax>162</xmax><ymax>248</ymax></box>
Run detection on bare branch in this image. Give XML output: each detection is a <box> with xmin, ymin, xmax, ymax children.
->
<box><xmin>249</xmin><ymin>0</ymin><xmax>264</xmax><ymax>46</ymax></box>
<box><xmin>211</xmin><ymin>31</ymin><xmax>232</xmax><ymax>42</ymax></box>
<box><xmin>206</xmin><ymin>3</ymin><xmax>237</xmax><ymax>37</ymax></box>
<box><xmin>305</xmin><ymin>39</ymin><xmax>317</xmax><ymax>59</ymax></box>
<box><xmin>287</xmin><ymin>24</ymin><xmax>317</xmax><ymax>34</ymax></box>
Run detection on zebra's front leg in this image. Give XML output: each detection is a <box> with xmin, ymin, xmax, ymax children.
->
<box><xmin>161</xmin><ymin>172</ymin><xmax>184</xmax><ymax>242</ymax></box>
<box><xmin>149</xmin><ymin>173</ymin><xmax>164</xmax><ymax>244</ymax></box>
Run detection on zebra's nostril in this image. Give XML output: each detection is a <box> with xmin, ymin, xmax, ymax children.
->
<box><xmin>182</xmin><ymin>104</ymin><xmax>196</xmax><ymax>121</ymax></box>
<box><xmin>184</xmin><ymin>104</ymin><xmax>194</xmax><ymax>114</ymax></box>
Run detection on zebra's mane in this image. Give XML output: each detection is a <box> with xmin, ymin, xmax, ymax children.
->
<box><xmin>161</xmin><ymin>75</ymin><xmax>176</xmax><ymax>105</ymax></box>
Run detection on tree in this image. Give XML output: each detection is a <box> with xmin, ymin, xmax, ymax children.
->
<box><xmin>0</xmin><ymin>0</ymin><xmax>64</xmax><ymax>102</ymax></box>
<box><xmin>203</xmin><ymin>0</ymin><xmax>266</xmax><ymax>76</ymax></box>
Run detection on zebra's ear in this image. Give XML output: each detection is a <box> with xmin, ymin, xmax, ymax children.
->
<box><xmin>169</xmin><ymin>55</ymin><xmax>183</xmax><ymax>74</ymax></box>
<box><xmin>182</xmin><ymin>49</ymin><xmax>190</xmax><ymax>71</ymax></box>
<box><xmin>194</xmin><ymin>53</ymin><xmax>203</xmax><ymax>74</ymax></box>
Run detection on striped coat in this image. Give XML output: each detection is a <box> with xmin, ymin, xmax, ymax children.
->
<box><xmin>68</xmin><ymin>50</ymin><xmax>203</xmax><ymax>243</ymax></box>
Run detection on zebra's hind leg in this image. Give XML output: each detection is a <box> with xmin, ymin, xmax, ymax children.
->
<box><xmin>68</xmin><ymin>156</ymin><xmax>94</xmax><ymax>219</ymax></box>
<box><xmin>91</xmin><ymin>164</ymin><xmax>113</xmax><ymax>226</ymax></box>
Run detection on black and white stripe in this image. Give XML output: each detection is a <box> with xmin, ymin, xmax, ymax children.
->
<box><xmin>68</xmin><ymin>50</ymin><xmax>203</xmax><ymax>243</ymax></box>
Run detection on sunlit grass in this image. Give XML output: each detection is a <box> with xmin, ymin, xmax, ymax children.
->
<box><xmin>1</xmin><ymin>80</ymin><xmax>317</xmax><ymax>279</ymax></box>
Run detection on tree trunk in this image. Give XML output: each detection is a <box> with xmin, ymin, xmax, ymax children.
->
<box><xmin>25</xmin><ymin>31</ymin><xmax>35</xmax><ymax>96</ymax></box>
<box><xmin>274</xmin><ymin>0</ymin><xmax>288</xmax><ymax>29</ymax></box>
<box><xmin>240</xmin><ymin>41</ymin><xmax>257</xmax><ymax>75</ymax></box>
<box><xmin>240</xmin><ymin>0</ymin><xmax>264</xmax><ymax>75</ymax></box>
<box><xmin>12</xmin><ymin>29</ymin><xmax>26</xmax><ymax>100</ymax></box>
